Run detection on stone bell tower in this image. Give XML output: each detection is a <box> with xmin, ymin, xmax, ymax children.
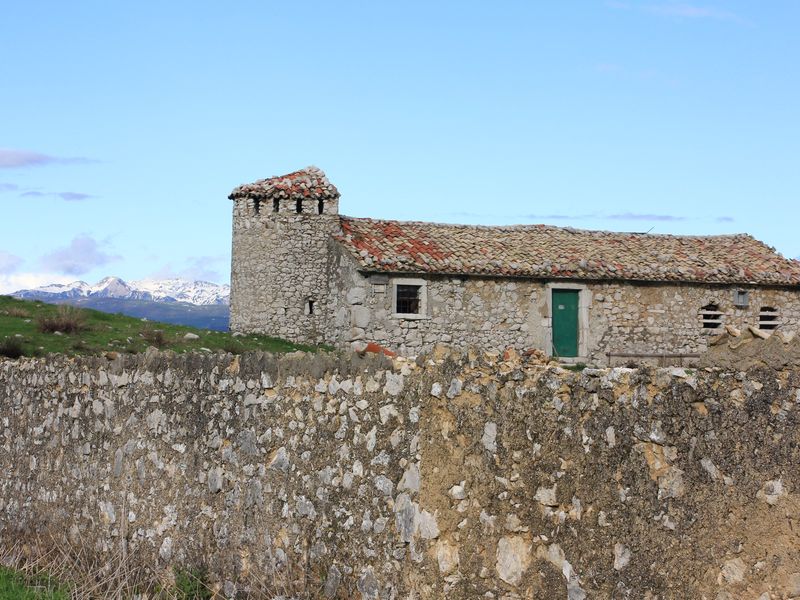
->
<box><xmin>228</xmin><ymin>166</ymin><xmax>341</xmax><ymax>344</ymax></box>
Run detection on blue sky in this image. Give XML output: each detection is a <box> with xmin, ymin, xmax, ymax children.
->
<box><xmin>1</xmin><ymin>1</ymin><xmax>798</xmax><ymax>292</ymax></box>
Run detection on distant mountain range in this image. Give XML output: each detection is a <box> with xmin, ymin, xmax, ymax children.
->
<box><xmin>11</xmin><ymin>277</ymin><xmax>231</xmax><ymax>331</ymax></box>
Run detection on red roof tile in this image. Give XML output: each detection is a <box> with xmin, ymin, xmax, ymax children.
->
<box><xmin>336</xmin><ymin>217</ymin><xmax>800</xmax><ymax>286</ymax></box>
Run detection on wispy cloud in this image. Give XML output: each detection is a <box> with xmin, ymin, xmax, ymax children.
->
<box><xmin>0</xmin><ymin>251</ymin><xmax>23</xmax><ymax>274</ymax></box>
<box><xmin>40</xmin><ymin>235</ymin><xmax>119</xmax><ymax>276</ymax></box>
<box><xmin>149</xmin><ymin>255</ymin><xmax>229</xmax><ymax>284</ymax></box>
<box><xmin>607</xmin><ymin>1</ymin><xmax>745</xmax><ymax>23</ymax></box>
<box><xmin>57</xmin><ymin>192</ymin><xmax>93</xmax><ymax>201</ymax></box>
<box><xmin>523</xmin><ymin>213</ymin><xmax>598</xmax><ymax>220</ymax></box>
<box><xmin>646</xmin><ymin>3</ymin><xmax>743</xmax><ymax>21</ymax></box>
<box><xmin>19</xmin><ymin>189</ymin><xmax>94</xmax><ymax>201</ymax></box>
<box><xmin>607</xmin><ymin>212</ymin><xmax>686</xmax><ymax>221</ymax></box>
<box><xmin>183</xmin><ymin>256</ymin><xmax>225</xmax><ymax>283</ymax></box>
<box><xmin>0</xmin><ymin>183</ymin><xmax>19</xmax><ymax>192</ymax></box>
<box><xmin>447</xmin><ymin>211</ymin><xmax>733</xmax><ymax>224</ymax></box>
<box><xmin>0</xmin><ymin>148</ymin><xmax>96</xmax><ymax>169</ymax></box>
<box><xmin>523</xmin><ymin>212</ymin><xmax>686</xmax><ymax>222</ymax></box>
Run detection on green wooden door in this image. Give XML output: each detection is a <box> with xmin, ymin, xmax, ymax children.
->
<box><xmin>552</xmin><ymin>289</ymin><xmax>579</xmax><ymax>357</ymax></box>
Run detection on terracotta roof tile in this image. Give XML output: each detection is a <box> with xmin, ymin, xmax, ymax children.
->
<box><xmin>229</xmin><ymin>166</ymin><xmax>339</xmax><ymax>202</ymax></box>
<box><xmin>336</xmin><ymin>217</ymin><xmax>800</xmax><ymax>286</ymax></box>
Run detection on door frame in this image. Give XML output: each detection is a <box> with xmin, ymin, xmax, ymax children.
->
<box><xmin>545</xmin><ymin>282</ymin><xmax>591</xmax><ymax>362</ymax></box>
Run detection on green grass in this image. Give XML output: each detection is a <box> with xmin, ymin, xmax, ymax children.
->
<box><xmin>0</xmin><ymin>295</ymin><xmax>324</xmax><ymax>358</ymax></box>
<box><xmin>0</xmin><ymin>566</ymin><xmax>69</xmax><ymax>599</ymax></box>
<box><xmin>173</xmin><ymin>568</ymin><xmax>213</xmax><ymax>599</ymax></box>
<box><xmin>561</xmin><ymin>362</ymin><xmax>588</xmax><ymax>372</ymax></box>
<box><xmin>0</xmin><ymin>564</ymin><xmax>214</xmax><ymax>599</ymax></box>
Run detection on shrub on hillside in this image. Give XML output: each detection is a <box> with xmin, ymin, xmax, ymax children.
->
<box><xmin>141</xmin><ymin>327</ymin><xmax>167</xmax><ymax>348</ymax></box>
<box><xmin>36</xmin><ymin>305</ymin><xmax>87</xmax><ymax>334</ymax></box>
<box><xmin>0</xmin><ymin>338</ymin><xmax>25</xmax><ymax>359</ymax></box>
<box><xmin>220</xmin><ymin>339</ymin><xmax>244</xmax><ymax>354</ymax></box>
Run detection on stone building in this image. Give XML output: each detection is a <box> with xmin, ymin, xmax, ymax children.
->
<box><xmin>229</xmin><ymin>166</ymin><xmax>800</xmax><ymax>364</ymax></box>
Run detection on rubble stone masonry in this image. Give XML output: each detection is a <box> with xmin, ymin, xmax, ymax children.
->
<box><xmin>229</xmin><ymin>198</ymin><xmax>340</xmax><ymax>345</ymax></box>
<box><xmin>329</xmin><ymin>240</ymin><xmax>800</xmax><ymax>362</ymax></box>
<box><xmin>2</xmin><ymin>349</ymin><xmax>800</xmax><ymax>598</ymax></box>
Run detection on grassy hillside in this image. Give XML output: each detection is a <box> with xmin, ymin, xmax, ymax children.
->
<box><xmin>29</xmin><ymin>296</ymin><xmax>230</xmax><ymax>331</ymax></box>
<box><xmin>0</xmin><ymin>295</ymin><xmax>320</xmax><ymax>358</ymax></box>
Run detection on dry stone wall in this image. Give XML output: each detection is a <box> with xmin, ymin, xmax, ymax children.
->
<box><xmin>2</xmin><ymin>349</ymin><xmax>800</xmax><ymax>599</ymax></box>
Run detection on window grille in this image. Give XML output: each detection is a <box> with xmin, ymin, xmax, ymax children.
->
<box><xmin>758</xmin><ymin>306</ymin><xmax>780</xmax><ymax>330</ymax></box>
<box><xmin>396</xmin><ymin>285</ymin><xmax>421</xmax><ymax>314</ymax></box>
<box><xmin>699</xmin><ymin>303</ymin><xmax>723</xmax><ymax>329</ymax></box>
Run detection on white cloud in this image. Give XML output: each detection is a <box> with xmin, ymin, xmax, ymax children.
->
<box><xmin>40</xmin><ymin>235</ymin><xmax>119</xmax><ymax>275</ymax></box>
<box><xmin>0</xmin><ymin>251</ymin><xmax>22</xmax><ymax>274</ymax></box>
<box><xmin>0</xmin><ymin>272</ymin><xmax>77</xmax><ymax>295</ymax></box>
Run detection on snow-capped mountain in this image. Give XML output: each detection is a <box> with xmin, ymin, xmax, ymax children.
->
<box><xmin>13</xmin><ymin>276</ymin><xmax>230</xmax><ymax>306</ymax></box>
<box><xmin>131</xmin><ymin>278</ymin><xmax>230</xmax><ymax>306</ymax></box>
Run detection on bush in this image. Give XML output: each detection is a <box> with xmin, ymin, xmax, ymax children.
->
<box><xmin>5</xmin><ymin>307</ymin><xmax>30</xmax><ymax>318</ymax></box>
<box><xmin>0</xmin><ymin>338</ymin><xmax>25</xmax><ymax>359</ymax></box>
<box><xmin>141</xmin><ymin>327</ymin><xmax>167</xmax><ymax>348</ymax></box>
<box><xmin>220</xmin><ymin>339</ymin><xmax>244</xmax><ymax>354</ymax></box>
<box><xmin>36</xmin><ymin>306</ymin><xmax>87</xmax><ymax>334</ymax></box>
<box><xmin>71</xmin><ymin>340</ymin><xmax>90</xmax><ymax>352</ymax></box>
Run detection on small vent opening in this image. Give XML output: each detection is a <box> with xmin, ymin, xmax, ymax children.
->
<box><xmin>295</xmin><ymin>199</ymin><xmax>302</xmax><ymax>214</ymax></box>
<box><xmin>758</xmin><ymin>306</ymin><xmax>780</xmax><ymax>330</ymax></box>
<box><xmin>273</xmin><ymin>198</ymin><xmax>279</xmax><ymax>212</ymax></box>
<box><xmin>318</xmin><ymin>199</ymin><xmax>324</xmax><ymax>214</ymax></box>
<box><xmin>306</xmin><ymin>299</ymin><xmax>315</xmax><ymax>315</ymax></box>
<box><xmin>700</xmin><ymin>303</ymin><xmax>723</xmax><ymax>329</ymax></box>
<box><xmin>734</xmin><ymin>290</ymin><xmax>750</xmax><ymax>308</ymax></box>
<box><xmin>253</xmin><ymin>199</ymin><xmax>261</xmax><ymax>215</ymax></box>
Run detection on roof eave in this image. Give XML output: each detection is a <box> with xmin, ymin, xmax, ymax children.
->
<box><xmin>353</xmin><ymin>267</ymin><xmax>800</xmax><ymax>288</ymax></box>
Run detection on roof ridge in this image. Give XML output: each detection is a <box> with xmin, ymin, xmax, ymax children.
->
<box><xmin>338</xmin><ymin>215</ymin><xmax>751</xmax><ymax>240</ymax></box>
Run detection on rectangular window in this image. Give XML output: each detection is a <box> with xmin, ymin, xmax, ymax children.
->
<box><xmin>733</xmin><ymin>290</ymin><xmax>749</xmax><ymax>308</ymax></box>
<box><xmin>396</xmin><ymin>285</ymin><xmax>421</xmax><ymax>314</ymax></box>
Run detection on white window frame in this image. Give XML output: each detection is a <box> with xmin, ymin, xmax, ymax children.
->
<box><xmin>391</xmin><ymin>277</ymin><xmax>428</xmax><ymax>320</ymax></box>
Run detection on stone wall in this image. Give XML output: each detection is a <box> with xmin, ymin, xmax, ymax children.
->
<box><xmin>2</xmin><ymin>349</ymin><xmax>800</xmax><ymax>599</ymax></box>
<box><xmin>330</xmin><ymin>243</ymin><xmax>800</xmax><ymax>363</ymax></box>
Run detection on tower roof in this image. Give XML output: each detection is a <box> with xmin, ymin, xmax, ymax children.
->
<box><xmin>228</xmin><ymin>166</ymin><xmax>340</xmax><ymax>202</ymax></box>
